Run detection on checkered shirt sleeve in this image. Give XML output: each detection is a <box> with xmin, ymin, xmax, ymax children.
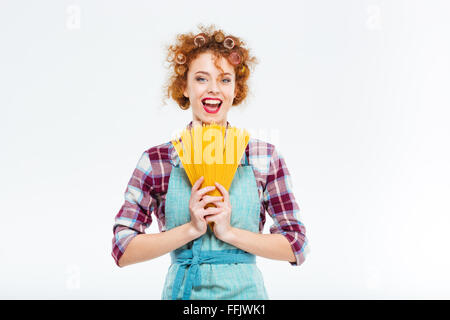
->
<box><xmin>111</xmin><ymin>151</ymin><xmax>156</xmax><ymax>267</ymax></box>
<box><xmin>262</xmin><ymin>144</ymin><xmax>309</xmax><ymax>266</ymax></box>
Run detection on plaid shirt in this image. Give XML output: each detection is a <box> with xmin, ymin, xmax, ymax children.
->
<box><xmin>112</xmin><ymin>122</ymin><xmax>309</xmax><ymax>267</ymax></box>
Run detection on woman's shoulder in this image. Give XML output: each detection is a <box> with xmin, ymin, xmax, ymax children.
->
<box><xmin>137</xmin><ymin>141</ymin><xmax>177</xmax><ymax>171</ymax></box>
<box><xmin>247</xmin><ymin>137</ymin><xmax>277</xmax><ymax>158</ymax></box>
<box><xmin>245</xmin><ymin>138</ymin><xmax>278</xmax><ymax>174</ymax></box>
<box><xmin>142</xmin><ymin>141</ymin><xmax>174</xmax><ymax>161</ymax></box>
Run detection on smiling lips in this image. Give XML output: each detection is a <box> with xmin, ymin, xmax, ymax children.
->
<box><xmin>201</xmin><ymin>98</ymin><xmax>222</xmax><ymax>114</ymax></box>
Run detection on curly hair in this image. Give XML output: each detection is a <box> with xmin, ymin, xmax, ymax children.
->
<box><xmin>162</xmin><ymin>24</ymin><xmax>258</xmax><ymax>110</ymax></box>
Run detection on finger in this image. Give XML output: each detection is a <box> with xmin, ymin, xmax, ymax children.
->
<box><xmin>212</xmin><ymin>201</ymin><xmax>224</xmax><ymax>208</ymax></box>
<box><xmin>199</xmin><ymin>196</ymin><xmax>223</xmax><ymax>207</ymax></box>
<box><xmin>197</xmin><ymin>185</ymin><xmax>216</xmax><ymax>198</ymax></box>
<box><xmin>192</xmin><ymin>176</ymin><xmax>204</xmax><ymax>191</ymax></box>
<box><xmin>201</xmin><ymin>195</ymin><xmax>223</xmax><ymax>203</ymax></box>
<box><xmin>214</xmin><ymin>182</ymin><xmax>229</xmax><ymax>202</ymax></box>
<box><xmin>205</xmin><ymin>214</ymin><xmax>218</xmax><ymax>222</ymax></box>
<box><xmin>204</xmin><ymin>207</ymin><xmax>222</xmax><ymax>215</ymax></box>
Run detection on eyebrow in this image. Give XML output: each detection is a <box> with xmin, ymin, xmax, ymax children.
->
<box><xmin>195</xmin><ymin>71</ymin><xmax>233</xmax><ymax>77</ymax></box>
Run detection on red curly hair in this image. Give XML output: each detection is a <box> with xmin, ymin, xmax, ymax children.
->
<box><xmin>162</xmin><ymin>24</ymin><xmax>258</xmax><ymax>110</ymax></box>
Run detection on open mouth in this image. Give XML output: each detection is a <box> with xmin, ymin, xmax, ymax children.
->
<box><xmin>201</xmin><ymin>98</ymin><xmax>222</xmax><ymax>114</ymax></box>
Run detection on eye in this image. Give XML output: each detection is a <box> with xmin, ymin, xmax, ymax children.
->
<box><xmin>222</xmin><ymin>78</ymin><xmax>231</xmax><ymax>83</ymax></box>
<box><xmin>195</xmin><ymin>77</ymin><xmax>206</xmax><ymax>82</ymax></box>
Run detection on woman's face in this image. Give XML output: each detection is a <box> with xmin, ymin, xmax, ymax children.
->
<box><xmin>183</xmin><ymin>51</ymin><xmax>236</xmax><ymax>126</ymax></box>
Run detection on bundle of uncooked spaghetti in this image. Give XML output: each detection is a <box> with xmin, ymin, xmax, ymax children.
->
<box><xmin>171</xmin><ymin>123</ymin><xmax>250</xmax><ymax>231</ymax></box>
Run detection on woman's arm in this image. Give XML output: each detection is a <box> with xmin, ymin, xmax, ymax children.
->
<box><xmin>260</xmin><ymin>145</ymin><xmax>308</xmax><ymax>266</ymax></box>
<box><xmin>205</xmin><ymin>182</ymin><xmax>297</xmax><ymax>263</ymax></box>
<box><xmin>118</xmin><ymin>222</ymin><xmax>201</xmax><ymax>267</ymax></box>
<box><xmin>118</xmin><ymin>176</ymin><xmax>223</xmax><ymax>268</ymax></box>
<box><xmin>205</xmin><ymin>144</ymin><xmax>309</xmax><ymax>266</ymax></box>
<box><xmin>221</xmin><ymin>228</ymin><xmax>296</xmax><ymax>263</ymax></box>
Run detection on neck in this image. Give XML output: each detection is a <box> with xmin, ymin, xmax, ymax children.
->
<box><xmin>192</xmin><ymin>119</ymin><xmax>227</xmax><ymax>127</ymax></box>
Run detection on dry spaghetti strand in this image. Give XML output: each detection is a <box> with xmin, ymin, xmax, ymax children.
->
<box><xmin>171</xmin><ymin>123</ymin><xmax>250</xmax><ymax>232</ymax></box>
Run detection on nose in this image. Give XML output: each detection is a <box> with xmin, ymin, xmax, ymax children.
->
<box><xmin>207</xmin><ymin>79</ymin><xmax>220</xmax><ymax>94</ymax></box>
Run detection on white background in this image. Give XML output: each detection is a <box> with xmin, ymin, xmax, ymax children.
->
<box><xmin>1</xmin><ymin>0</ymin><xmax>449</xmax><ymax>299</ymax></box>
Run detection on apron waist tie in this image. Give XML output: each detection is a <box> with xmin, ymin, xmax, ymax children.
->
<box><xmin>170</xmin><ymin>237</ymin><xmax>256</xmax><ymax>300</ymax></box>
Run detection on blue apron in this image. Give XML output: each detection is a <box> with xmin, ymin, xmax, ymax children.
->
<box><xmin>161</xmin><ymin>160</ymin><xmax>269</xmax><ymax>300</ymax></box>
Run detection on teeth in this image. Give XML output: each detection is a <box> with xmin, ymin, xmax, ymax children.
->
<box><xmin>203</xmin><ymin>99</ymin><xmax>221</xmax><ymax>104</ymax></box>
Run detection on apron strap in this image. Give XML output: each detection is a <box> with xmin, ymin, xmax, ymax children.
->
<box><xmin>170</xmin><ymin>237</ymin><xmax>256</xmax><ymax>300</ymax></box>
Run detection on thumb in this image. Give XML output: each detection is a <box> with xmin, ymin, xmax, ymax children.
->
<box><xmin>205</xmin><ymin>213</ymin><xmax>218</xmax><ymax>222</ymax></box>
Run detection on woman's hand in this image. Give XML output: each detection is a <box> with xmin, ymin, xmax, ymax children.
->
<box><xmin>205</xmin><ymin>182</ymin><xmax>233</xmax><ymax>241</ymax></box>
<box><xmin>188</xmin><ymin>176</ymin><xmax>223</xmax><ymax>237</ymax></box>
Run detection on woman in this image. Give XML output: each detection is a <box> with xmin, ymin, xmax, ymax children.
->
<box><xmin>111</xmin><ymin>25</ymin><xmax>309</xmax><ymax>300</ymax></box>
